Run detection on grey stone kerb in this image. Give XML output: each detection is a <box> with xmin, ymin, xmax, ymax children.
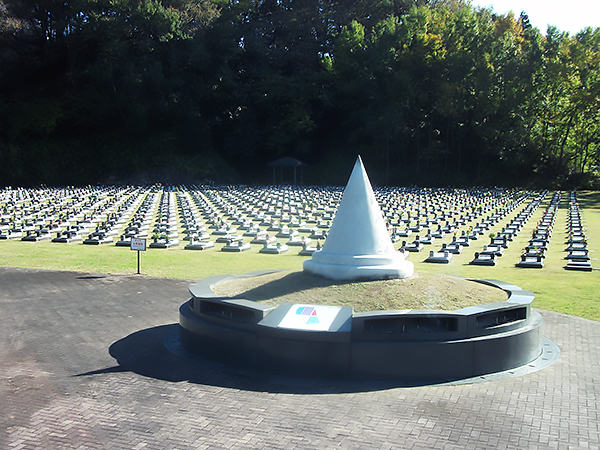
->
<box><xmin>179</xmin><ymin>271</ymin><xmax>543</xmax><ymax>383</ymax></box>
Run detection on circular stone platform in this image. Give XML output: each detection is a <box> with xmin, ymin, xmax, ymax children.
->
<box><xmin>178</xmin><ymin>271</ymin><xmax>544</xmax><ymax>383</ymax></box>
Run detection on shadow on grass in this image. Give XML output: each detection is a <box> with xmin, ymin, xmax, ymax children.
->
<box><xmin>225</xmin><ymin>271</ymin><xmax>353</xmax><ymax>301</ymax></box>
<box><xmin>575</xmin><ymin>191</ymin><xmax>600</xmax><ymax>208</ymax></box>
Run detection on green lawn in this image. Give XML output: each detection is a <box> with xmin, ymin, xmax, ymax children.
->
<box><xmin>1</xmin><ymin>190</ymin><xmax>598</xmax><ymax>320</ymax></box>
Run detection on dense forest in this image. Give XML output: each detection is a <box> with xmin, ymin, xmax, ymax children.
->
<box><xmin>0</xmin><ymin>0</ymin><xmax>599</xmax><ymax>187</ymax></box>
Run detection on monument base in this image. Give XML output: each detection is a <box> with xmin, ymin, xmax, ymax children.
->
<box><xmin>303</xmin><ymin>251</ymin><xmax>414</xmax><ymax>281</ymax></box>
<box><xmin>178</xmin><ymin>272</ymin><xmax>545</xmax><ymax>383</ymax></box>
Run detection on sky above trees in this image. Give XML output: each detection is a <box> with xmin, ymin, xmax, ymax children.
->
<box><xmin>471</xmin><ymin>0</ymin><xmax>600</xmax><ymax>34</ymax></box>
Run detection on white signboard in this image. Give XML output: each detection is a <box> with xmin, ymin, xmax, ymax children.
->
<box><xmin>279</xmin><ymin>304</ymin><xmax>341</xmax><ymax>331</ymax></box>
<box><xmin>130</xmin><ymin>238</ymin><xmax>146</xmax><ymax>251</ymax></box>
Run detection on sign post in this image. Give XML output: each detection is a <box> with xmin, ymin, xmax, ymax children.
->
<box><xmin>130</xmin><ymin>238</ymin><xmax>146</xmax><ymax>274</ymax></box>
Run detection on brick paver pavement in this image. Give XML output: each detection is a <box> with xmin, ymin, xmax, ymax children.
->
<box><xmin>0</xmin><ymin>267</ymin><xmax>598</xmax><ymax>449</ymax></box>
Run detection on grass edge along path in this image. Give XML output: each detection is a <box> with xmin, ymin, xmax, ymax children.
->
<box><xmin>0</xmin><ymin>190</ymin><xmax>598</xmax><ymax>321</ymax></box>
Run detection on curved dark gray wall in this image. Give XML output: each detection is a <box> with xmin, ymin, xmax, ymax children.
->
<box><xmin>179</xmin><ymin>272</ymin><xmax>543</xmax><ymax>382</ymax></box>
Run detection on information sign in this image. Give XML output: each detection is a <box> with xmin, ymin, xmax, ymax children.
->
<box><xmin>130</xmin><ymin>238</ymin><xmax>146</xmax><ymax>274</ymax></box>
<box><xmin>131</xmin><ymin>238</ymin><xmax>146</xmax><ymax>251</ymax></box>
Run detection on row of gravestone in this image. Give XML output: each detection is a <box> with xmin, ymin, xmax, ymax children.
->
<box><xmin>149</xmin><ymin>191</ymin><xmax>180</xmax><ymax>248</ymax></box>
<box><xmin>462</xmin><ymin>190</ymin><xmax>548</xmax><ymax>267</ymax></box>
<box><xmin>514</xmin><ymin>191</ymin><xmax>559</xmax><ymax>268</ymax></box>
<box><xmin>0</xmin><ymin>185</ymin><xmax>535</xmax><ymax>256</ymax></box>
<box><xmin>564</xmin><ymin>192</ymin><xmax>592</xmax><ymax>271</ymax></box>
<box><xmin>0</xmin><ymin>186</ymin><xmax>193</xmax><ymax>246</ymax></box>
<box><xmin>179</xmin><ymin>186</ymin><xmax>537</xmax><ymax>256</ymax></box>
<box><xmin>95</xmin><ymin>185</ymin><xmax>491</xmax><ymax>254</ymax></box>
<box><xmin>3</xmin><ymin>186</ymin><xmax>591</xmax><ymax>270</ymax></box>
<box><xmin>83</xmin><ymin>189</ymin><xmax>152</xmax><ymax>245</ymax></box>
<box><xmin>197</xmin><ymin>185</ymin><xmax>513</xmax><ymax>234</ymax></box>
<box><xmin>0</xmin><ymin>187</ymin><xmax>143</xmax><ymax>242</ymax></box>
<box><xmin>180</xmin><ymin>189</ymin><xmax>312</xmax><ymax>253</ymax></box>
<box><xmin>419</xmin><ymin>190</ymin><xmax>542</xmax><ymax>264</ymax></box>
<box><xmin>113</xmin><ymin>191</ymin><xmax>158</xmax><ymax>245</ymax></box>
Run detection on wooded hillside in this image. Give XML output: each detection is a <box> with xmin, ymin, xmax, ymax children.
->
<box><xmin>1</xmin><ymin>0</ymin><xmax>598</xmax><ymax>187</ymax></box>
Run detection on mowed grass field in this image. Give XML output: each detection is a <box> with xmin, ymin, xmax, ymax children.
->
<box><xmin>1</xmin><ymin>190</ymin><xmax>598</xmax><ymax>320</ymax></box>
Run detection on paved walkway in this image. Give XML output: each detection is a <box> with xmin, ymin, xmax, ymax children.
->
<box><xmin>0</xmin><ymin>267</ymin><xmax>598</xmax><ymax>449</ymax></box>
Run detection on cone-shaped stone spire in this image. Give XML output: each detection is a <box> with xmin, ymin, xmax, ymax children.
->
<box><xmin>303</xmin><ymin>156</ymin><xmax>414</xmax><ymax>281</ymax></box>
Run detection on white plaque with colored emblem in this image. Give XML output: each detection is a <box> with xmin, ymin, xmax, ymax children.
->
<box><xmin>278</xmin><ymin>304</ymin><xmax>342</xmax><ymax>331</ymax></box>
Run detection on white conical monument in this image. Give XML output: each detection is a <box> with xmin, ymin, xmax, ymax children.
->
<box><xmin>303</xmin><ymin>156</ymin><xmax>414</xmax><ymax>281</ymax></box>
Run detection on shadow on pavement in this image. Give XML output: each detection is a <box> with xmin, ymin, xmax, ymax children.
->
<box><xmin>75</xmin><ymin>324</ymin><xmax>415</xmax><ymax>394</ymax></box>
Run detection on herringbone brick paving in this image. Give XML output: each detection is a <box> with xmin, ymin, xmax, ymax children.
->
<box><xmin>0</xmin><ymin>267</ymin><xmax>598</xmax><ymax>449</ymax></box>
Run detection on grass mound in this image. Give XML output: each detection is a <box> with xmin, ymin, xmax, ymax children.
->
<box><xmin>213</xmin><ymin>271</ymin><xmax>508</xmax><ymax>312</ymax></box>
